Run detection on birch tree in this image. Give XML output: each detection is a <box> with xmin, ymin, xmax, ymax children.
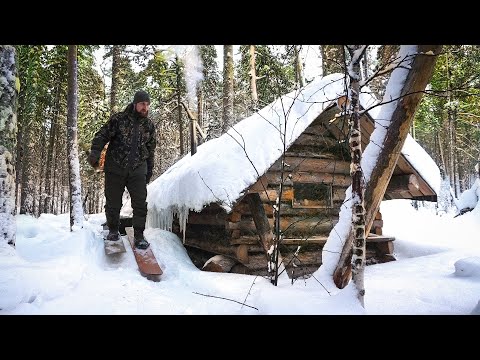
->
<box><xmin>346</xmin><ymin>45</ymin><xmax>368</xmax><ymax>306</ymax></box>
<box><xmin>328</xmin><ymin>45</ymin><xmax>442</xmax><ymax>291</ymax></box>
<box><xmin>66</xmin><ymin>45</ymin><xmax>83</xmax><ymax>230</ymax></box>
<box><xmin>249</xmin><ymin>45</ymin><xmax>258</xmax><ymax>111</ymax></box>
<box><xmin>0</xmin><ymin>46</ymin><xmax>19</xmax><ymax>245</ymax></box>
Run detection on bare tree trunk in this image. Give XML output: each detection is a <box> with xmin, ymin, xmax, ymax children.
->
<box><xmin>176</xmin><ymin>56</ymin><xmax>184</xmax><ymax>155</ymax></box>
<box><xmin>44</xmin><ymin>84</ymin><xmax>61</xmax><ymax>214</ymax></box>
<box><xmin>0</xmin><ymin>45</ymin><xmax>19</xmax><ymax>245</ymax></box>
<box><xmin>346</xmin><ymin>45</ymin><xmax>368</xmax><ymax>306</ymax></box>
<box><xmin>15</xmin><ymin>95</ymin><xmax>24</xmax><ymax>212</ymax></box>
<box><xmin>110</xmin><ymin>45</ymin><xmax>121</xmax><ymax>114</ymax></box>
<box><xmin>37</xmin><ymin>129</ymin><xmax>46</xmax><ymax>217</ymax></box>
<box><xmin>437</xmin><ymin>131</ymin><xmax>447</xmax><ymax>177</ymax></box>
<box><xmin>361</xmin><ymin>49</ymin><xmax>369</xmax><ymax>81</ymax></box>
<box><xmin>249</xmin><ymin>45</ymin><xmax>258</xmax><ymax>111</ymax></box>
<box><xmin>222</xmin><ymin>45</ymin><xmax>234</xmax><ymax>133</ymax></box>
<box><xmin>295</xmin><ymin>45</ymin><xmax>305</xmax><ymax>88</ymax></box>
<box><xmin>197</xmin><ymin>85</ymin><xmax>203</xmax><ymax>128</ymax></box>
<box><xmin>20</xmin><ymin>126</ymin><xmax>34</xmax><ymax>214</ymax></box>
<box><xmin>66</xmin><ymin>45</ymin><xmax>83</xmax><ymax>230</ymax></box>
<box><xmin>332</xmin><ymin>45</ymin><xmax>442</xmax><ymax>289</ymax></box>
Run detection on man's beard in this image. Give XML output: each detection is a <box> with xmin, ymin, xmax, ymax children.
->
<box><xmin>137</xmin><ymin>109</ymin><xmax>148</xmax><ymax>118</ymax></box>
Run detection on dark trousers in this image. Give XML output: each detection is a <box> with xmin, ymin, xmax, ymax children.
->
<box><xmin>104</xmin><ymin>161</ymin><xmax>147</xmax><ymax>233</ymax></box>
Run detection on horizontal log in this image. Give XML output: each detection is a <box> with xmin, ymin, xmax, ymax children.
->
<box><xmin>230</xmin><ymin>234</ymin><xmax>394</xmax><ymax>246</ymax></box>
<box><xmin>230</xmin><ymin>235</ymin><xmax>329</xmax><ymax>246</ymax></box>
<box><xmin>285</xmin><ymin>148</ymin><xmax>337</xmax><ymax>160</ymax></box>
<box><xmin>234</xmin><ymin>201</ymin><xmax>340</xmax><ymax>218</ymax></box>
<box><xmin>269</xmin><ymin>156</ymin><xmax>351</xmax><ymax>174</ymax></box>
<box><xmin>184</xmin><ymin>238</ymin><xmax>262</xmax><ymax>263</ymax></box>
<box><xmin>293</xmin><ymin>133</ymin><xmax>338</xmax><ymax>147</ymax></box>
<box><xmin>245</xmin><ymin>251</ymin><xmax>322</xmax><ymax>270</ymax></box>
<box><xmin>187</xmin><ymin>212</ymin><xmax>227</xmax><ymax>226</ymax></box>
<box><xmin>259</xmin><ymin>188</ymin><xmax>294</xmax><ymax>202</ymax></box>
<box><xmin>264</xmin><ymin>171</ymin><xmax>352</xmax><ymax>187</ymax></box>
<box><xmin>234</xmin><ymin>201</ymin><xmax>274</xmax><ymax>216</ymax></box>
<box><xmin>278</xmin><ymin>203</ymin><xmax>340</xmax><ymax>217</ymax></box>
<box><xmin>226</xmin><ymin>215</ymin><xmax>338</xmax><ymax>236</ymax></box>
<box><xmin>227</xmin><ymin>211</ymin><xmax>242</xmax><ymax>223</ymax></box>
<box><xmin>301</xmin><ymin>123</ymin><xmax>331</xmax><ymax>137</ymax></box>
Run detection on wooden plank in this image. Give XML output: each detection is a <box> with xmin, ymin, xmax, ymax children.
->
<box><xmin>103</xmin><ymin>230</ymin><xmax>127</xmax><ymax>255</ymax></box>
<box><xmin>366</xmin><ymin>233</ymin><xmax>395</xmax><ymax>243</ymax></box>
<box><xmin>125</xmin><ymin>227</ymin><xmax>162</xmax><ymax>277</ymax></box>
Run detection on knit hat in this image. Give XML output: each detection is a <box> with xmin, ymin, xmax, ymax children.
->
<box><xmin>133</xmin><ymin>90</ymin><xmax>150</xmax><ymax>104</ymax></box>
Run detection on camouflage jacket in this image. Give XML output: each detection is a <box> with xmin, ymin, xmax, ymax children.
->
<box><xmin>90</xmin><ymin>103</ymin><xmax>156</xmax><ymax>175</ymax></box>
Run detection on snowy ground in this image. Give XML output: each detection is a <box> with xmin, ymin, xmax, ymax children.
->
<box><xmin>1</xmin><ymin>200</ymin><xmax>479</xmax><ymax>315</ymax></box>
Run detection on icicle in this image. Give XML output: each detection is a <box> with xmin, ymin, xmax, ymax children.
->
<box><xmin>176</xmin><ymin>206</ymin><xmax>189</xmax><ymax>244</ymax></box>
<box><xmin>146</xmin><ymin>205</ymin><xmax>190</xmax><ymax>243</ymax></box>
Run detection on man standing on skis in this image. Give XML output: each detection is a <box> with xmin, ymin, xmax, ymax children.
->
<box><xmin>88</xmin><ymin>90</ymin><xmax>156</xmax><ymax>250</ymax></box>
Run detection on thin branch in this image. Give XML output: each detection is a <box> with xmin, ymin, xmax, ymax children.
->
<box><xmin>192</xmin><ymin>291</ymin><xmax>259</xmax><ymax>311</ymax></box>
<box><xmin>241</xmin><ymin>276</ymin><xmax>259</xmax><ymax>310</ymax></box>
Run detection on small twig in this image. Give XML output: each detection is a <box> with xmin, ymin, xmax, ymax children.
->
<box><xmin>241</xmin><ymin>275</ymin><xmax>259</xmax><ymax>310</ymax></box>
<box><xmin>192</xmin><ymin>292</ymin><xmax>259</xmax><ymax>311</ymax></box>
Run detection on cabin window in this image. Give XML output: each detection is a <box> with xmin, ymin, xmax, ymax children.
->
<box><xmin>292</xmin><ymin>182</ymin><xmax>332</xmax><ymax>208</ymax></box>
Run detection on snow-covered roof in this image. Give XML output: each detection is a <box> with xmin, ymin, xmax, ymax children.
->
<box><xmin>146</xmin><ymin>72</ymin><xmax>440</xmax><ymax>217</ymax></box>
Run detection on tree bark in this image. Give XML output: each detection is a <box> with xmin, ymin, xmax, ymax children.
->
<box><xmin>347</xmin><ymin>45</ymin><xmax>367</xmax><ymax>306</ymax></box>
<box><xmin>176</xmin><ymin>56</ymin><xmax>184</xmax><ymax>155</ymax></box>
<box><xmin>66</xmin><ymin>45</ymin><xmax>83</xmax><ymax>230</ymax></box>
<box><xmin>110</xmin><ymin>45</ymin><xmax>121</xmax><ymax>114</ymax></box>
<box><xmin>295</xmin><ymin>45</ymin><xmax>305</xmax><ymax>88</ymax></box>
<box><xmin>249</xmin><ymin>45</ymin><xmax>258</xmax><ymax>111</ymax></box>
<box><xmin>333</xmin><ymin>45</ymin><xmax>442</xmax><ymax>289</ymax></box>
<box><xmin>0</xmin><ymin>45</ymin><xmax>19</xmax><ymax>245</ymax></box>
<box><xmin>222</xmin><ymin>45</ymin><xmax>234</xmax><ymax>133</ymax></box>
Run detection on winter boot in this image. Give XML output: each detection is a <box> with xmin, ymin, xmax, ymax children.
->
<box><xmin>134</xmin><ymin>229</ymin><xmax>150</xmax><ymax>250</ymax></box>
<box><xmin>106</xmin><ymin>229</ymin><xmax>120</xmax><ymax>241</ymax></box>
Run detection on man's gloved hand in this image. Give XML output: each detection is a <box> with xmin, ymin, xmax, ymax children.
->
<box><xmin>87</xmin><ymin>151</ymin><xmax>99</xmax><ymax>168</ymax></box>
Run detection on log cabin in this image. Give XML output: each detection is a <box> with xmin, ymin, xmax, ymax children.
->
<box><xmin>143</xmin><ymin>73</ymin><xmax>441</xmax><ymax>279</ymax></box>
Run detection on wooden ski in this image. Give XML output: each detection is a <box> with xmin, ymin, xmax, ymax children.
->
<box><xmin>125</xmin><ymin>227</ymin><xmax>163</xmax><ymax>281</ymax></box>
